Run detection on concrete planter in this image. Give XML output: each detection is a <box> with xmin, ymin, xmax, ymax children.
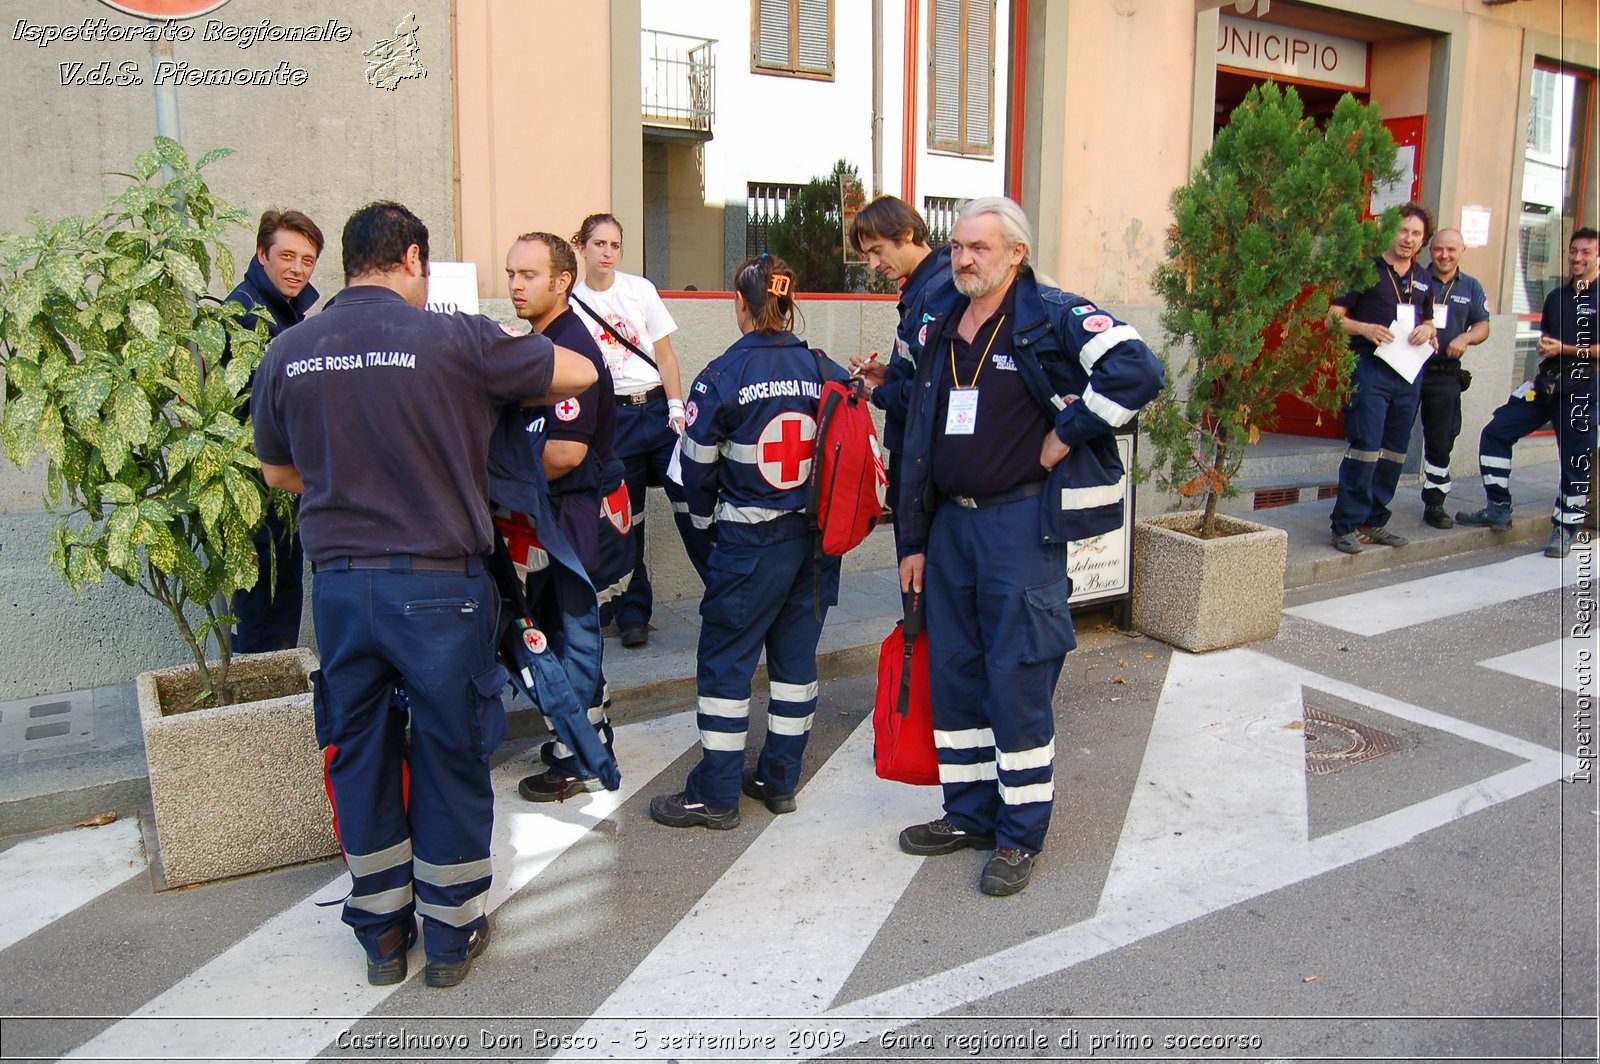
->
<box><xmin>1132</xmin><ymin>512</ymin><xmax>1288</xmax><ymax>653</ymax></box>
<box><xmin>136</xmin><ymin>647</ymin><xmax>337</xmax><ymax>888</ymax></box>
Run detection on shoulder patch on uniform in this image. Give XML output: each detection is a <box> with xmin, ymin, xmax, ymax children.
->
<box><xmin>685</xmin><ymin>400</ymin><xmax>699</xmax><ymax>426</ymax></box>
<box><xmin>1071</xmin><ymin>304</ymin><xmax>1097</xmax><ymax>316</ymax></box>
<box><xmin>500</xmin><ymin>322</ymin><xmax>521</xmax><ymax>336</ymax></box>
<box><xmin>694</xmin><ymin>380</ymin><xmax>709</xmax><ymax>393</ymax></box>
<box><xmin>1081</xmin><ymin>314</ymin><xmax>1114</xmax><ymax>333</ymax></box>
<box><xmin>918</xmin><ymin>323</ymin><xmax>929</xmax><ymax>345</ymax></box>
<box><xmin>555</xmin><ymin>397</ymin><xmax>581</xmax><ymax>421</ymax></box>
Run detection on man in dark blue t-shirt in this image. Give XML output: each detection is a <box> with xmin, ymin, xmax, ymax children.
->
<box><xmin>504</xmin><ymin>231</ymin><xmax>622</xmax><ymax>803</ymax></box>
<box><xmin>1459</xmin><ymin>227</ymin><xmax>1599</xmax><ymax>557</ymax></box>
<box><xmin>1417</xmin><ymin>228</ymin><xmax>1491</xmax><ymax>528</ymax></box>
<box><xmin>1327</xmin><ymin>202</ymin><xmax>1438</xmax><ymax>554</ymax></box>
<box><xmin>252</xmin><ymin>201</ymin><xmax>596</xmax><ymax>990</ymax></box>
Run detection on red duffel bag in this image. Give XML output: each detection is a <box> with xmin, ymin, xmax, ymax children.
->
<box><xmin>872</xmin><ymin>590</ymin><xmax>939</xmax><ymax>786</ymax></box>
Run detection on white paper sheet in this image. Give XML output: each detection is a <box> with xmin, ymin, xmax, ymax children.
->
<box><xmin>1374</xmin><ymin>307</ymin><xmax>1432</xmax><ymax>383</ymax></box>
<box><xmin>665</xmin><ymin>435</ymin><xmax>684</xmax><ymax>485</ymax></box>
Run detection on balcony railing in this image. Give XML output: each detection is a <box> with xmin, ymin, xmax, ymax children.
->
<box><xmin>642</xmin><ymin>30</ymin><xmax>715</xmax><ymax>137</ymax></box>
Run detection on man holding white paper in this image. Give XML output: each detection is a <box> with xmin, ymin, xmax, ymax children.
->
<box><xmin>1326</xmin><ymin>203</ymin><xmax>1437</xmax><ymax>555</ymax></box>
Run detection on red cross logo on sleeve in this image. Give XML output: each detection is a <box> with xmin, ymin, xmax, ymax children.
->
<box><xmin>555</xmin><ymin>398</ymin><xmax>581</xmax><ymax>421</ymax></box>
<box><xmin>755</xmin><ymin>412</ymin><xmax>817</xmax><ymax>489</ymax></box>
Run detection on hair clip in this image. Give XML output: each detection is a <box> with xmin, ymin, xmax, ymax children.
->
<box><xmin>766</xmin><ymin>274</ymin><xmax>791</xmax><ymax>298</ymax></box>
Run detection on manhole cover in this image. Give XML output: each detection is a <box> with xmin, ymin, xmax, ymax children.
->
<box><xmin>1303</xmin><ymin>705</ymin><xmax>1405</xmax><ymax>775</ymax></box>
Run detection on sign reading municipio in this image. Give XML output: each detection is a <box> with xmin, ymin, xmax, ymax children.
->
<box><xmin>97</xmin><ymin>0</ymin><xmax>233</xmax><ymax>19</ymax></box>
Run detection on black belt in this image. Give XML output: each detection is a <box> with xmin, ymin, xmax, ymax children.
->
<box><xmin>615</xmin><ymin>385</ymin><xmax>665</xmax><ymax>407</ymax></box>
<box><xmin>944</xmin><ymin>481</ymin><xmax>1045</xmax><ymax>510</ymax></box>
<box><xmin>314</xmin><ymin>554</ymin><xmax>481</xmax><ymax>574</ymax></box>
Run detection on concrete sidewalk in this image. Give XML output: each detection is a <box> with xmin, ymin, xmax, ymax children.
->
<box><xmin>0</xmin><ymin>459</ymin><xmax>1568</xmax><ymax>838</ymax></box>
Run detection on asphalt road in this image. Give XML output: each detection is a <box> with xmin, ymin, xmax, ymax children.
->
<box><xmin>0</xmin><ymin>542</ymin><xmax>1594</xmax><ymax>1064</ymax></box>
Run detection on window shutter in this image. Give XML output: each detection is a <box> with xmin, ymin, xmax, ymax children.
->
<box><xmin>963</xmin><ymin>0</ymin><xmax>993</xmax><ymax>149</ymax></box>
<box><xmin>930</xmin><ymin>0</ymin><xmax>961</xmax><ymax>146</ymax></box>
<box><xmin>757</xmin><ymin>0</ymin><xmax>790</xmax><ymax>69</ymax></box>
<box><xmin>797</xmin><ymin>0</ymin><xmax>831</xmax><ymax>73</ymax></box>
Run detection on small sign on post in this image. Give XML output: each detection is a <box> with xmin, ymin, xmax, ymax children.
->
<box><xmin>425</xmin><ymin>261</ymin><xmax>480</xmax><ymax>315</ymax></box>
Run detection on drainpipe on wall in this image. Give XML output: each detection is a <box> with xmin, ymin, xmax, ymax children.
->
<box><xmin>149</xmin><ymin>30</ymin><xmax>182</xmax><ymax>180</ymax></box>
<box><xmin>871</xmin><ymin>0</ymin><xmax>883</xmax><ymax>196</ymax></box>
<box><xmin>901</xmin><ymin>0</ymin><xmax>919</xmax><ymax>206</ymax></box>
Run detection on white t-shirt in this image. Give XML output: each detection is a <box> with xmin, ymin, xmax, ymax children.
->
<box><xmin>571</xmin><ymin>272</ymin><xmax>677</xmax><ymax>396</ymax></box>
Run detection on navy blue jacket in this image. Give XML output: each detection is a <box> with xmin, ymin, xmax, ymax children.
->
<box><xmin>225</xmin><ymin>255</ymin><xmax>319</xmax><ymax>338</ymax></box>
<box><xmin>680</xmin><ymin>330</ymin><xmax>848</xmax><ymax>545</ymax></box>
<box><xmin>898</xmin><ymin>268</ymin><xmax>1165</xmax><ymax>554</ymax></box>
<box><xmin>487</xmin><ymin>406</ymin><xmax>603</xmax><ymax>736</ymax></box>
<box><xmin>872</xmin><ymin>245</ymin><xmax>959</xmax><ymax>454</ymax></box>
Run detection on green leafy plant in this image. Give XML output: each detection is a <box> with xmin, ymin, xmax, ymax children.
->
<box><xmin>1143</xmin><ymin>84</ymin><xmax>1399</xmax><ymax>538</ymax></box>
<box><xmin>768</xmin><ymin>158</ymin><xmax>896</xmax><ymax>294</ymax></box>
<box><xmin>0</xmin><ymin>137</ymin><xmax>279</xmax><ymax>705</ymax></box>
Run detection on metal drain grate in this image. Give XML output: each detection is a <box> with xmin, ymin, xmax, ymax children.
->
<box><xmin>1303</xmin><ymin>705</ymin><xmax>1405</xmax><ymax>775</ymax></box>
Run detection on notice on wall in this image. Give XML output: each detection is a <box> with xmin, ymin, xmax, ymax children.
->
<box><xmin>1369</xmin><ymin>145</ymin><xmax>1416</xmax><ymax>215</ymax></box>
<box><xmin>1460</xmin><ymin>205</ymin><xmax>1492</xmax><ymax>248</ymax></box>
<box><xmin>425</xmin><ymin>261</ymin><xmax>480</xmax><ymax>315</ymax></box>
<box><xmin>1068</xmin><ymin>434</ymin><xmax>1134</xmax><ymax>606</ymax></box>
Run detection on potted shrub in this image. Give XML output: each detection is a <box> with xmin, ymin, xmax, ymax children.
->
<box><xmin>0</xmin><ymin>138</ymin><xmax>336</xmax><ymax>885</ymax></box>
<box><xmin>1135</xmin><ymin>85</ymin><xmax>1398</xmax><ymax>652</ymax></box>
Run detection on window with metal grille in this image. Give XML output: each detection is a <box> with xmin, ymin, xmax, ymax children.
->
<box><xmin>928</xmin><ymin>0</ymin><xmax>994</xmax><ymax>156</ymax></box>
<box><xmin>752</xmin><ymin>0</ymin><xmax>833</xmax><ymax>79</ymax></box>
<box><xmin>746</xmin><ymin>181</ymin><xmax>805</xmax><ymax>259</ymax></box>
<box><xmin>923</xmin><ymin>195</ymin><xmax>964</xmax><ymax>246</ymax></box>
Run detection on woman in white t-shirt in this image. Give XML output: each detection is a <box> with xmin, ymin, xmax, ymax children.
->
<box><xmin>569</xmin><ymin>213</ymin><xmax>711</xmax><ymax>648</ymax></box>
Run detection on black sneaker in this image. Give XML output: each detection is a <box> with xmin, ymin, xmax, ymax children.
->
<box><xmin>518</xmin><ymin>768</ymin><xmax>602</xmax><ymax>803</ymax></box>
<box><xmin>649</xmin><ymin>791</ymin><xmax>740</xmax><ymax>830</ymax></box>
<box><xmin>898</xmin><ymin>817</ymin><xmax>996</xmax><ymax>856</ymax></box>
<box><xmin>979</xmin><ymin>847</ymin><xmax>1035</xmax><ymax>896</ymax></box>
<box><xmin>620</xmin><ymin>623</ymin><xmax>649</xmax><ymax>648</ymax></box>
<box><xmin>1423</xmin><ymin>506</ymin><xmax>1454</xmax><ymax>530</ymax></box>
<box><xmin>365</xmin><ymin>919</ymin><xmax>416</xmax><ymax>986</ymax></box>
<box><xmin>1357</xmin><ymin>524</ymin><xmax>1408</xmax><ymax>547</ymax></box>
<box><xmin>424</xmin><ymin>922</ymin><xmax>490</xmax><ymax>989</ymax></box>
<box><xmin>740</xmin><ymin>769</ymin><xmax>797</xmax><ymax>814</ymax></box>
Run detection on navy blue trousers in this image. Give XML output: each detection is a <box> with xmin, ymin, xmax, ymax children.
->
<box><xmin>311</xmin><ymin>559</ymin><xmax>505</xmax><ymax>964</ymax></box>
<box><xmin>1479</xmin><ymin>361</ymin><xmax>1597</xmax><ymax>528</ymax></box>
<box><xmin>924</xmin><ymin>494</ymin><xmax>1074</xmax><ymax>855</ymax></box>
<box><xmin>611</xmin><ymin>397</ymin><xmax>712</xmax><ymax>627</ymax></box>
<box><xmin>1331</xmin><ymin>355</ymin><xmax>1422</xmax><ymax>535</ymax></box>
<box><xmin>684</xmin><ymin>531</ymin><xmax>839</xmax><ymax>809</ymax></box>
<box><xmin>232</xmin><ymin>504</ymin><xmax>303</xmax><ymax>653</ymax></box>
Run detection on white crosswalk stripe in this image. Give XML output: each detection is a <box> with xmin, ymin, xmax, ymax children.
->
<box><xmin>62</xmin><ymin>711</ymin><xmax>700</xmax><ymax>1064</ymax></box>
<box><xmin>0</xmin><ymin>817</ymin><xmax>144</xmax><ymax>953</ymax></box>
<box><xmin>1284</xmin><ymin>551</ymin><xmax>1579</xmax><ymax>635</ymax></box>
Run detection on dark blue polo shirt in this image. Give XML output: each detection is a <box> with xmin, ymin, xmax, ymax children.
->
<box><xmin>534</xmin><ymin>304</ymin><xmax>616</xmax><ymax>497</ymax></box>
<box><xmin>930</xmin><ymin>282</ymin><xmax>1050</xmax><ymax>498</ymax></box>
<box><xmin>1427</xmin><ymin>268</ymin><xmax>1490</xmax><ymax>367</ymax></box>
<box><xmin>252</xmin><ymin>286</ymin><xmax>555</xmax><ymax>562</ymax></box>
<box><xmin>1541</xmin><ymin>277</ymin><xmax>1598</xmax><ymax>356</ymax></box>
<box><xmin>1333</xmin><ymin>255</ymin><xmax>1436</xmax><ymax>356</ymax></box>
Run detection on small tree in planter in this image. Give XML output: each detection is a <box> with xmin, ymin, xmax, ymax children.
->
<box><xmin>1143</xmin><ymin>84</ymin><xmax>1398</xmax><ymax>538</ymax></box>
<box><xmin>0</xmin><ymin>137</ymin><xmax>280</xmax><ymax>707</ymax></box>
<box><xmin>768</xmin><ymin>158</ymin><xmax>896</xmax><ymax>294</ymax></box>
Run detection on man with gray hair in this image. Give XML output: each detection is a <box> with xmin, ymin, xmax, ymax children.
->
<box><xmin>894</xmin><ymin>197</ymin><xmax>1164</xmax><ymax>895</ymax></box>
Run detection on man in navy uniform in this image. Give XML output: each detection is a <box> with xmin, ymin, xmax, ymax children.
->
<box><xmin>226</xmin><ymin>209</ymin><xmax>323</xmax><ymax>652</ymax></box>
<box><xmin>1326</xmin><ymin>203</ymin><xmax>1437</xmax><ymax>554</ymax></box>
<box><xmin>252</xmin><ymin>202</ymin><xmax>596</xmax><ymax>988</ymax></box>
<box><xmin>1459</xmin><ymin>226</ymin><xmax>1599</xmax><ymax>558</ymax></box>
<box><xmin>1416</xmin><ymin>227</ymin><xmax>1491</xmax><ymax>528</ymax></box>
<box><xmin>503</xmin><ymin>231</ymin><xmax>622</xmax><ymax>801</ymax></box>
<box><xmin>846</xmin><ymin>196</ymin><xmax>959</xmax><ymax>547</ymax></box>
<box><xmin>895</xmin><ymin>197</ymin><xmax>1163</xmax><ymax>896</ymax></box>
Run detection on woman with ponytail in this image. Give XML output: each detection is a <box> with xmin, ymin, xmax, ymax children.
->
<box><xmin>648</xmin><ymin>256</ymin><xmax>849</xmax><ymax>830</ymax></box>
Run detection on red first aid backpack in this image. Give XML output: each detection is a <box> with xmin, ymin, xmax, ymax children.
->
<box><xmin>873</xmin><ymin>623</ymin><xmax>939</xmax><ymax>786</ymax></box>
<box><xmin>806</xmin><ymin>350</ymin><xmax>888</xmax><ymax>556</ymax></box>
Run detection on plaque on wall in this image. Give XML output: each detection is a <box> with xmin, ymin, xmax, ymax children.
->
<box><xmin>1067</xmin><ymin>432</ymin><xmax>1134</xmax><ymax>606</ymax></box>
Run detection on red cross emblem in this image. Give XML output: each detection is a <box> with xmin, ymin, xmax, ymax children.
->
<box><xmin>755</xmin><ymin>412</ymin><xmax>817</xmax><ymax>489</ymax></box>
<box><xmin>522</xmin><ymin>626</ymin><xmax>548</xmax><ymax>654</ymax></box>
<box><xmin>555</xmin><ymin>398</ymin><xmax>581</xmax><ymax>421</ymax></box>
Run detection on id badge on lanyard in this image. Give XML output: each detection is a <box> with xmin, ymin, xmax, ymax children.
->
<box><xmin>1432</xmin><ymin>303</ymin><xmax>1449</xmax><ymax>329</ymax></box>
<box><xmin>945</xmin><ymin>388</ymin><xmax>979</xmax><ymax>435</ymax></box>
